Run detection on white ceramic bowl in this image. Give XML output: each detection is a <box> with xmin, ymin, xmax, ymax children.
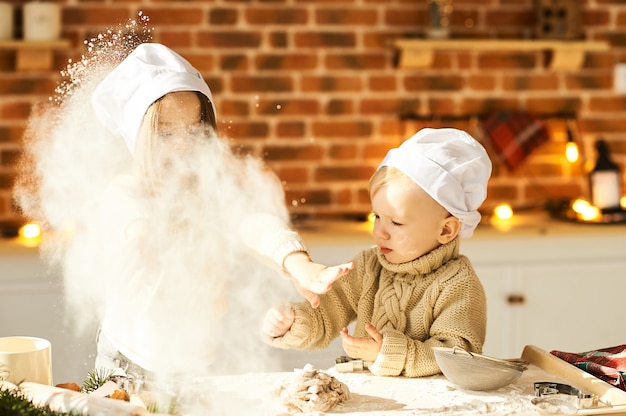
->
<box><xmin>432</xmin><ymin>346</ymin><xmax>527</xmax><ymax>391</ymax></box>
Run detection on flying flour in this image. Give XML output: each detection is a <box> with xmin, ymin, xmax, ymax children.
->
<box><xmin>13</xmin><ymin>15</ymin><xmax>297</xmax><ymax>412</ymax></box>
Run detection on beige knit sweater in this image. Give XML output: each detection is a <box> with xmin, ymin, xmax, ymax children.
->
<box><xmin>267</xmin><ymin>237</ymin><xmax>487</xmax><ymax>378</ymax></box>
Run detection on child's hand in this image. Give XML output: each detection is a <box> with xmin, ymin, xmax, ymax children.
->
<box><xmin>263</xmin><ymin>305</ymin><xmax>295</xmax><ymax>338</ymax></box>
<box><xmin>284</xmin><ymin>252</ymin><xmax>353</xmax><ymax>308</ymax></box>
<box><xmin>340</xmin><ymin>323</ymin><xmax>382</xmax><ymax>362</ymax></box>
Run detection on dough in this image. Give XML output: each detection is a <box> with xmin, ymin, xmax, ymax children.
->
<box><xmin>275</xmin><ymin>364</ymin><xmax>350</xmax><ymax>412</ymax></box>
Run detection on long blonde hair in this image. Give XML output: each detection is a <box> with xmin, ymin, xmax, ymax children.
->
<box><xmin>133</xmin><ymin>91</ymin><xmax>217</xmax><ymax>194</ymax></box>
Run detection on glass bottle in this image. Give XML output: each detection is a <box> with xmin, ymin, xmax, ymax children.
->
<box><xmin>589</xmin><ymin>139</ymin><xmax>622</xmax><ymax>212</ymax></box>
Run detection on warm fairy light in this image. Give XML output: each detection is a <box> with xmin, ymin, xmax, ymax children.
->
<box><xmin>571</xmin><ymin>199</ymin><xmax>601</xmax><ymax>221</ymax></box>
<box><xmin>367</xmin><ymin>212</ymin><xmax>376</xmax><ymax>223</ymax></box>
<box><xmin>621</xmin><ymin>196</ymin><xmax>626</xmax><ymax>209</ymax></box>
<box><xmin>19</xmin><ymin>222</ymin><xmax>41</xmax><ymax>239</ymax></box>
<box><xmin>571</xmin><ymin>198</ymin><xmax>590</xmax><ymax>214</ymax></box>
<box><xmin>493</xmin><ymin>203</ymin><xmax>513</xmax><ymax>220</ymax></box>
<box><xmin>565</xmin><ymin>141</ymin><xmax>579</xmax><ymax>163</ymax></box>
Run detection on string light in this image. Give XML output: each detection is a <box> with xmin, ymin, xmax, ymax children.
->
<box><xmin>571</xmin><ymin>198</ymin><xmax>601</xmax><ymax>222</ymax></box>
<box><xmin>565</xmin><ymin>127</ymin><xmax>579</xmax><ymax>163</ymax></box>
<box><xmin>493</xmin><ymin>203</ymin><xmax>513</xmax><ymax>220</ymax></box>
<box><xmin>18</xmin><ymin>222</ymin><xmax>41</xmax><ymax>239</ymax></box>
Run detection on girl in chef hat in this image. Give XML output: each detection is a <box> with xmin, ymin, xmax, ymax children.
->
<box><xmin>263</xmin><ymin>127</ymin><xmax>492</xmax><ymax>378</ymax></box>
<box><xmin>89</xmin><ymin>43</ymin><xmax>351</xmax><ymax>378</ymax></box>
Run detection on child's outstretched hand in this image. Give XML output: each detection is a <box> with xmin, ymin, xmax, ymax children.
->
<box><xmin>263</xmin><ymin>304</ymin><xmax>295</xmax><ymax>338</ymax></box>
<box><xmin>340</xmin><ymin>323</ymin><xmax>382</xmax><ymax>362</ymax></box>
<box><xmin>284</xmin><ymin>252</ymin><xmax>353</xmax><ymax>308</ymax></box>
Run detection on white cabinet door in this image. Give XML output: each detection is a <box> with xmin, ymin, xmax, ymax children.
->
<box><xmin>477</xmin><ymin>258</ymin><xmax>626</xmax><ymax>360</ymax></box>
<box><xmin>521</xmin><ymin>259</ymin><xmax>626</xmax><ymax>355</ymax></box>
<box><xmin>475</xmin><ymin>264</ymin><xmax>523</xmax><ymax>359</ymax></box>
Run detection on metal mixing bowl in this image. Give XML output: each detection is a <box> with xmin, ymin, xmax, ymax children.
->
<box><xmin>432</xmin><ymin>346</ymin><xmax>528</xmax><ymax>391</ymax></box>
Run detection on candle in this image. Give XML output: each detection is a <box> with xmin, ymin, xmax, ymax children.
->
<box><xmin>23</xmin><ymin>2</ymin><xmax>61</xmax><ymax>41</ymax></box>
<box><xmin>0</xmin><ymin>2</ymin><xmax>13</xmax><ymax>40</ymax></box>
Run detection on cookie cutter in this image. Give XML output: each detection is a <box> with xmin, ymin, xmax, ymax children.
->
<box><xmin>534</xmin><ymin>381</ymin><xmax>598</xmax><ymax>409</ymax></box>
<box><xmin>335</xmin><ymin>356</ymin><xmax>368</xmax><ymax>373</ymax></box>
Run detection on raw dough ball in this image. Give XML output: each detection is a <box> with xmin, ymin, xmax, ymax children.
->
<box><xmin>275</xmin><ymin>363</ymin><xmax>350</xmax><ymax>412</ymax></box>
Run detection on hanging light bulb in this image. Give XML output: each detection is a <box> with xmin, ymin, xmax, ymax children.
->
<box><xmin>565</xmin><ymin>127</ymin><xmax>579</xmax><ymax>163</ymax></box>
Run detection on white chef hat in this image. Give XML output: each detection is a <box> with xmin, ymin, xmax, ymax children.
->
<box><xmin>91</xmin><ymin>43</ymin><xmax>215</xmax><ymax>155</ymax></box>
<box><xmin>378</xmin><ymin>128</ymin><xmax>492</xmax><ymax>238</ymax></box>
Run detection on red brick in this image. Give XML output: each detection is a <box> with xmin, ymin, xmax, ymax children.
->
<box><xmin>579</xmin><ymin>118</ymin><xmax>626</xmax><ymax>134</ymax></box>
<box><xmin>219</xmin><ymin>100</ymin><xmax>250</xmax><ymax>117</ymax></box>
<box><xmin>220</xmin><ymin>54</ymin><xmax>249</xmax><ymax>71</ymax></box>
<box><xmin>312</xmin><ymin>121</ymin><xmax>373</xmax><ymax>138</ymax></box>
<box><xmin>255</xmin><ymin>54</ymin><xmax>317</xmax><ymax>71</ymax></box>
<box><xmin>404</xmin><ymin>74</ymin><xmax>464</xmax><ymax>92</ymax></box>
<box><xmin>468</xmin><ymin>75</ymin><xmax>497</xmax><ymax>91</ymax></box>
<box><xmin>315</xmin><ymin>166</ymin><xmax>375</xmax><ymax>182</ymax></box>
<box><xmin>275</xmin><ymin>167</ymin><xmax>309</xmax><ymax>184</ymax></box>
<box><xmin>326</xmin><ymin>100</ymin><xmax>354</xmax><ymax>116</ymax></box>
<box><xmin>369</xmin><ymin>76</ymin><xmax>397</xmax><ymax>91</ymax></box>
<box><xmin>158</xmin><ymin>31</ymin><xmax>193</xmax><ymax>48</ymax></box>
<box><xmin>138</xmin><ymin>8</ymin><xmax>204</xmax><ymax>25</ymax></box>
<box><xmin>294</xmin><ymin>32</ymin><xmax>356</xmax><ymax>48</ymax></box>
<box><xmin>526</xmin><ymin>97</ymin><xmax>581</xmax><ymax>116</ymax></box>
<box><xmin>385</xmin><ymin>9</ymin><xmax>424</xmax><ymax>27</ymax></box>
<box><xmin>301</xmin><ymin>76</ymin><xmax>362</xmax><ymax>92</ymax></box>
<box><xmin>484</xmin><ymin>10</ymin><xmax>535</xmax><ymax>28</ymax></box>
<box><xmin>276</xmin><ymin>122</ymin><xmax>306</xmax><ymax>138</ymax></box>
<box><xmin>360</xmin><ymin>98</ymin><xmax>421</xmax><ymax>116</ymax></box>
<box><xmin>220</xmin><ymin>121</ymin><xmax>269</xmax><ymax>139</ymax></box>
<box><xmin>0</xmin><ymin>102</ymin><xmax>32</xmax><ymax>120</ymax></box>
<box><xmin>263</xmin><ymin>145</ymin><xmax>324</xmax><ymax>161</ymax></box>
<box><xmin>209</xmin><ymin>8</ymin><xmax>239</xmax><ymax>25</ymax></box>
<box><xmin>245</xmin><ymin>8</ymin><xmax>308</xmax><ymax>25</ymax></box>
<box><xmin>589</xmin><ymin>97</ymin><xmax>626</xmax><ymax>112</ymax></box>
<box><xmin>477</xmin><ymin>52</ymin><xmax>537</xmax><ymax>70</ymax></box>
<box><xmin>325</xmin><ymin>53</ymin><xmax>387</xmax><ymax>70</ymax></box>
<box><xmin>64</xmin><ymin>7</ymin><xmax>132</xmax><ymax>25</ymax></box>
<box><xmin>315</xmin><ymin>8</ymin><xmax>377</xmax><ymax>25</ymax></box>
<box><xmin>230</xmin><ymin>76</ymin><xmax>294</xmax><ymax>93</ymax></box>
<box><xmin>197</xmin><ymin>31</ymin><xmax>262</xmax><ymax>48</ymax></box>
<box><xmin>284</xmin><ymin>189</ymin><xmax>331</xmax><ymax>206</ymax></box>
<box><xmin>256</xmin><ymin>99</ymin><xmax>320</xmax><ymax>116</ymax></box>
<box><xmin>329</xmin><ymin>144</ymin><xmax>358</xmax><ymax>159</ymax></box>
<box><xmin>564</xmin><ymin>74</ymin><xmax>613</xmax><ymax>90</ymax></box>
<box><xmin>502</xmin><ymin>74</ymin><xmax>559</xmax><ymax>91</ymax></box>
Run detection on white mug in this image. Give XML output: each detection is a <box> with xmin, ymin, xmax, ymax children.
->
<box><xmin>0</xmin><ymin>2</ymin><xmax>13</xmax><ymax>40</ymax></box>
<box><xmin>23</xmin><ymin>2</ymin><xmax>61</xmax><ymax>41</ymax></box>
<box><xmin>0</xmin><ymin>336</ymin><xmax>52</xmax><ymax>385</ymax></box>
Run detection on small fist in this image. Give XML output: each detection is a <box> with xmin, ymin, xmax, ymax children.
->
<box><xmin>263</xmin><ymin>304</ymin><xmax>295</xmax><ymax>338</ymax></box>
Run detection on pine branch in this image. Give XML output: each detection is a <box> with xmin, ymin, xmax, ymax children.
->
<box><xmin>81</xmin><ymin>368</ymin><xmax>113</xmax><ymax>393</ymax></box>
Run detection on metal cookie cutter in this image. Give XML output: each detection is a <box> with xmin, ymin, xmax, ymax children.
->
<box><xmin>534</xmin><ymin>381</ymin><xmax>598</xmax><ymax>409</ymax></box>
<box><xmin>335</xmin><ymin>356</ymin><xmax>368</xmax><ymax>373</ymax></box>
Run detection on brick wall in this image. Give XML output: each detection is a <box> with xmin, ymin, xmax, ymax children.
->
<box><xmin>1</xmin><ymin>0</ymin><xmax>625</xmax><ymax>226</ymax></box>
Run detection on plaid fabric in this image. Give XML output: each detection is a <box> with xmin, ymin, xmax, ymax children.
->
<box><xmin>551</xmin><ymin>345</ymin><xmax>626</xmax><ymax>391</ymax></box>
<box><xmin>481</xmin><ymin>112</ymin><xmax>550</xmax><ymax>171</ymax></box>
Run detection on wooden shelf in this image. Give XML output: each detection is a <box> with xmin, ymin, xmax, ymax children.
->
<box><xmin>394</xmin><ymin>39</ymin><xmax>610</xmax><ymax>71</ymax></box>
<box><xmin>0</xmin><ymin>39</ymin><xmax>71</xmax><ymax>71</ymax></box>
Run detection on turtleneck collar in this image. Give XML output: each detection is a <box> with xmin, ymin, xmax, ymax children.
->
<box><xmin>376</xmin><ymin>237</ymin><xmax>460</xmax><ymax>276</ymax></box>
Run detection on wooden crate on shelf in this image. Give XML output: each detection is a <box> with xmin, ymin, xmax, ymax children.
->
<box><xmin>535</xmin><ymin>0</ymin><xmax>583</xmax><ymax>40</ymax></box>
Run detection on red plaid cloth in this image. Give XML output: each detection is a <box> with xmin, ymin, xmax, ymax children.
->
<box><xmin>551</xmin><ymin>345</ymin><xmax>626</xmax><ymax>391</ymax></box>
<box><xmin>481</xmin><ymin>112</ymin><xmax>550</xmax><ymax>171</ymax></box>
